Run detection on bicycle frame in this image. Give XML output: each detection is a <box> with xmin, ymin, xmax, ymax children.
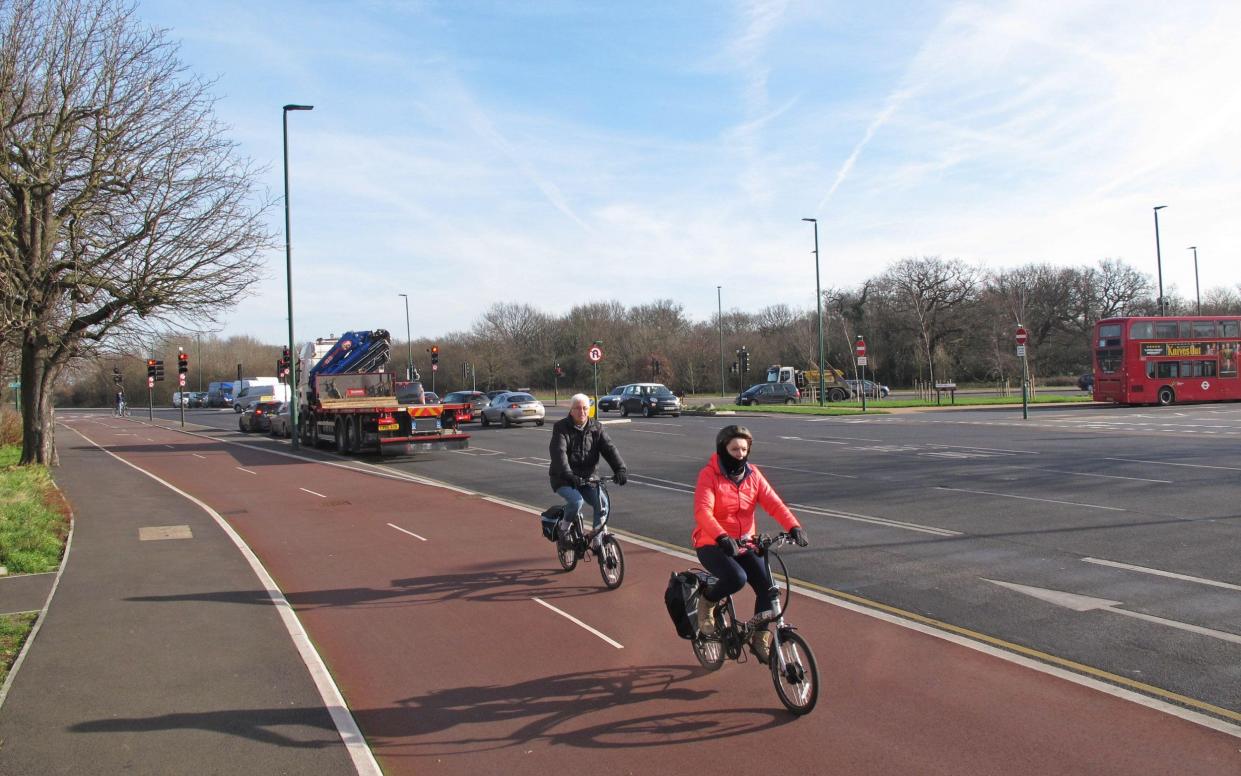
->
<box><xmin>562</xmin><ymin>480</ymin><xmax>611</xmax><ymax>545</ymax></box>
<box><xmin>714</xmin><ymin>539</ymin><xmax>793</xmax><ymax>662</ymax></box>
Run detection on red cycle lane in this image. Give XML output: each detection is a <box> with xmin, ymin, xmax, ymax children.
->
<box><xmin>80</xmin><ymin>418</ymin><xmax>1241</xmax><ymax>775</ymax></box>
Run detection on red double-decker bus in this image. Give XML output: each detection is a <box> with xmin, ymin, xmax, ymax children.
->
<box><xmin>1093</xmin><ymin>315</ymin><xmax>1241</xmax><ymax>405</ymax></box>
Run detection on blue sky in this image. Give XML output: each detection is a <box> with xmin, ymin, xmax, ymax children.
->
<box><xmin>136</xmin><ymin>0</ymin><xmax>1241</xmax><ymax>343</ymax></box>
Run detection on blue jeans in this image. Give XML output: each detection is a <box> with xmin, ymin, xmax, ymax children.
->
<box><xmin>556</xmin><ymin>483</ymin><xmax>608</xmax><ymax>532</ymax></box>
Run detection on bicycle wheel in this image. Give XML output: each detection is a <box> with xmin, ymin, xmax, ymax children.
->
<box><xmin>556</xmin><ymin>537</ymin><xmax>578</xmax><ymax>572</ymax></box>
<box><xmin>770</xmin><ymin>629</ymin><xmax>819</xmax><ymax>715</ymax></box>
<box><xmin>597</xmin><ymin>534</ymin><xmax>624</xmax><ymax>589</ymax></box>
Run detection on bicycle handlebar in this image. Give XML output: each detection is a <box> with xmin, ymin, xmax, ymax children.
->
<box><xmin>738</xmin><ymin>532</ymin><xmax>795</xmax><ymax>553</ymax></box>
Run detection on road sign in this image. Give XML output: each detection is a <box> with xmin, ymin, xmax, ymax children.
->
<box><xmin>855</xmin><ymin>339</ymin><xmax>867</xmax><ymax>358</ymax></box>
<box><xmin>1015</xmin><ymin>327</ymin><xmax>1028</xmax><ymax>346</ymax></box>
<box><xmin>7</xmin><ymin>381</ymin><xmax>18</xmax><ymax>389</ymax></box>
<box><xmin>587</xmin><ymin>345</ymin><xmax>603</xmax><ymax>363</ymax></box>
<box><xmin>431</xmin><ymin>364</ymin><xmax>438</xmax><ymax>372</ymax></box>
<box><xmin>147</xmin><ymin>376</ymin><xmax>154</xmax><ymax>388</ymax></box>
<box><xmin>179</xmin><ymin>373</ymin><xmax>186</xmax><ymax>387</ymax></box>
<box><xmin>858</xmin><ymin>356</ymin><xmax>869</xmax><ymax>366</ymax></box>
<box><xmin>1016</xmin><ymin>345</ymin><xmax>1026</xmax><ymax>358</ymax></box>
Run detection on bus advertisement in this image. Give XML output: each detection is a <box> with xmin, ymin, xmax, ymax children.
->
<box><xmin>1093</xmin><ymin>316</ymin><xmax>1241</xmax><ymax>405</ymax></box>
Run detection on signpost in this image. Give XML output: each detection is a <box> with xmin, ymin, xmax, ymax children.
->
<box><xmin>588</xmin><ymin>343</ymin><xmax>604</xmax><ymax>417</ymax></box>
<box><xmin>855</xmin><ymin>336</ymin><xmax>868</xmax><ymax>412</ymax></box>
<box><xmin>1016</xmin><ymin>326</ymin><xmax>1029</xmax><ymax>420</ymax></box>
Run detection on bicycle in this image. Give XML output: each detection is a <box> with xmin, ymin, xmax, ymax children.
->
<box><xmin>547</xmin><ymin>476</ymin><xmax>625</xmax><ymax>589</ymax></box>
<box><xmin>690</xmin><ymin>532</ymin><xmax>820</xmax><ymax>715</ymax></box>
<box><xmin>113</xmin><ymin>401</ymin><xmax>130</xmax><ymax>417</ymax></box>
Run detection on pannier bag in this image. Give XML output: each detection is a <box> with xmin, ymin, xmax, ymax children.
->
<box><xmin>664</xmin><ymin>570</ymin><xmax>707</xmax><ymax>639</ymax></box>
<box><xmin>540</xmin><ymin>506</ymin><xmax>565</xmax><ymax>542</ymax></box>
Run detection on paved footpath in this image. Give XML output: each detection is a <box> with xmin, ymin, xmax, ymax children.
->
<box><xmin>0</xmin><ymin>419</ymin><xmax>357</xmax><ymax>775</ymax></box>
<box><xmin>2</xmin><ymin>413</ymin><xmax>1239</xmax><ymax>775</ymax></box>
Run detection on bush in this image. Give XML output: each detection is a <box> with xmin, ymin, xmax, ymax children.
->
<box><xmin>0</xmin><ymin>409</ymin><xmax>19</xmax><ymax>447</ymax></box>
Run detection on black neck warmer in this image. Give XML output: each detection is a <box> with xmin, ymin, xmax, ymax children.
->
<box><xmin>716</xmin><ymin>446</ymin><xmax>748</xmax><ymax>479</ymax></box>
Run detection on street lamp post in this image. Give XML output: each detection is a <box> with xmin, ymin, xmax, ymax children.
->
<box><xmin>717</xmin><ymin>286</ymin><xmax>724</xmax><ymax>400</ymax></box>
<box><xmin>1188</xmin><ymin>246</ymin><xmax>1200</xmax><ymax>315</ymax></box>
<box><xmin>283</xmin><ymin>103</ymin><xmax>314</xmax><ymax>450</ymax></box>
<box><xmin>1153</xmin><ymin>205</ymin><xmax>1167</xmax><ymax>316</ymax></box>
<box><xmin>398</xmin><ymin>293</ymin><xmax>413</xmax><ymax>380</ymax></box>
<box><xmin>802</xmin><ymin>218</ymin><xmax>825</xmax><ymax>406</ymax></box>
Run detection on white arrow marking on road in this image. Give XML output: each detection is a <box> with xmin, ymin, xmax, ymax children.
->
<box><xmin>985</xmin><ymin>579</ymin><xmax>1241</xmax><ymax>645</ymax></box>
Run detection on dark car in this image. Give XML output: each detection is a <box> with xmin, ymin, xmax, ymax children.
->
<box><xmin>736</xmin><ymin>382</ymin><xmax>800</xmax><ymax>406</ymax></box>
<box><xmin>597</xmin><ymin>385</ymin><xmax>630</xmax><ymax>413</ymax></box>
<box><xmin>844</xmin><ymin>379</ymin><xmax>890</xmax><ymax>399</ymax></box>
<box><xmin>618</xmin><ymin>383</ymin><xmax>681</xmax><ymax>417</ymax></box>
<box><xmin>1077</xmin><ymin>373</ymin><xmax>1094</xmax><ymax>392</ymax></box>
<box><xmin>239</xmin><ymin>400</ymin><xmax>283</xmax><ymax>433</ymax></box>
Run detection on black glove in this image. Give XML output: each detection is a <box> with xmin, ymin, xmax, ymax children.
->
<box><xmin>790</xmin><ymin>526</ymin><xmax>809</xmax><ymax>547</ymax></box>
<box><xmin>613</xmin><ymin>468</ymin><xmax>628</xmax><ymax>486</ymax></box>
<box><xmin>716</xmin><ymin>534</ymin><xmax>739</xmax><ymax>557</ymax></box>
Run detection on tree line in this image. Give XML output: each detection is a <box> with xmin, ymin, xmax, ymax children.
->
<box><xmin>34</xmin><ymin>255</ymin><xmax>1241</xmax><ymax>409</ymax></box>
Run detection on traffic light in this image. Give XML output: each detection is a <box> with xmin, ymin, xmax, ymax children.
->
<box><xmin>146</xmin><ymin>360</ymin><xmax>156</xmax><ymax>378</ymax></box>
<box><xmin>737</xmin><ymin>348</ymin><xmax>750</xmax><ymax>374</ymax></box>
<box><xmin>147</xmin><ymin>359</ymin><xmax>164</xmax><ymax>381</ymax></box>
<box><xmin>430</xmin><ymin>345</ymin><xmax>439</xmax><ymax>366</ymax></box>
<box><xmin>113</xmin><ymin>366</ymin><xmax>122</xmax><ymax>384</ymax></box>
<box><xmin>278</xmin><ymin>347</ymin><xmax>291</xmax><ymax>378</ymax></box>
<box><xmin>178</xmin><ymin>352</ymin><xmax>188</xmax><ymax>374</ymax></box>
<box><xmin>554</xmin><ymin>362</ymin><xmax>564</xmax><ymax>378</ymax></box>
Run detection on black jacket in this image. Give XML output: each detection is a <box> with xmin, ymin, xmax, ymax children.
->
<box><xmin>548</xmin><ymin>415</ymin><xmax>626</xmax><ymax>491</ymax></box>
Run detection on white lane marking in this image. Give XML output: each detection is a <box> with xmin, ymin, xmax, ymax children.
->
<box><xmin>532</xmin><ymin>597</ymin><xmax>623</xmax><ymax>649</ymax></box>
<box><xmin>762</xmin><ymin>463</ymin><xmax>858</xmax><ymax>479</ymax></box>
<box><xmin>632</xmin><ymin>480</ymin><xmax>695</xmax><ymax>494</ymax></box>
<box><xmin>1083</xmin><ymin>557</ymin><xmax>1241</xmax><ymax>592</ymax></box>
<box><xmin>1105</xmin><ymin>457</ymin><xmax>1241</xmax><ymax>472</ymax></box>
<box><xmin>927</xmin><ymin>443</ymin><xmax>1039</xmax><ymax>455</ymax></box>
<box><xmin>935</xmin><ymin>486</ymin><xmax>1124</xmax><ymax>511</ymax></box>
<box><xmin>504</xmin><ymin>458</ymin><xmax>546</xmax><ymax>468</ymax></box>
<box><xmin>388</xmin><ymin>523</ymin><xmax>426</xmax><ymax>541</ymax></box>
<box><xmin>1036</xmin><ymin>469</ymin><xmax>1172</xmax><ymax>484</ymax></box>
<box><xmin>779</xmin><ymin>435</ymin><xmax>847</xmax><ymax>445</ymax></box>
<box><xmin>236</xmin><ymin>467</ymin><xmax>257</xmax><ymax>475</ymax></box>
<box><xmin>300</xmin><ymin>488</ymin><xmax>326</xmax><ymax>498</ymax></box>
<box><xmin>62</xmin><ymin>426</ymin><xmax>381</xmax><ymax>774</ymax></box>
<box><xmin>631</xmin><ymin>474</ymin><xmax>693</xmax><ymax>489</ymax></box>
<box><xmin>452</xmin><ymin>446</ymin><xmax>504</xmax><ymax>456</ymax></box>
<box><xmin>164</xmin><ymin>444</ymin><xmax>176</xmax><ymax>449</ymax></box>
<box><xmin>626</xmin><ymin>428</ymin><xmax>683</xmax><ymax>436</ymax></box>
<box><xmin>630</xmin><ymin>420</ymin><xmax>684</xmax><ymax>427</ymax></box>
<box><xmin>986</xmin><ymin>579</ymin><xmax>1241</xmax><ymax>646</ymax></box>
<box><xmin>192</xmin><ymin>453</ymin><xmax>207</xmax><ymax>460</ymax></box>
<box><xmin>790</xmin><ymin>503</ymin><xmax>961</xmax><ymax>536</ymax></box>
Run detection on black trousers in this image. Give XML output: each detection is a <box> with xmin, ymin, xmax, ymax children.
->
<box><xmin>696</xmin><ymin>544</ymin><xmax>779</xmax><ymax>617</ymax></box>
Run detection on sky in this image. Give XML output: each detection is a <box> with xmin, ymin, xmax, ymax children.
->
<box><xmin>135</xmin><ymin>0</ymin><xmax>1241</xmax><ymax>344</ymax></box>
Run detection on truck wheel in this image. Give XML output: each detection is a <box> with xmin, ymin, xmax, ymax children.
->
<box><xmin>828</xmin><ymin>388</ymin><xmax>847</xmax><ymax>402</ymax></box>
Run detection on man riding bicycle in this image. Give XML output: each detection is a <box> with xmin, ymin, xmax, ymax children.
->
<box><xmin>549</xmin><ymin>393</ymin><xmax>628</xmax><ymax>547</ymax></box>
<box><xmin>115</xmin><ymin>389</ymin><xmax>126</xmax><ymax>415</ymax></box>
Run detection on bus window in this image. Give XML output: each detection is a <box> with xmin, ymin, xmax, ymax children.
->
<box><xmin>1221</xmin><ymin>321</ymin><xmax>1240</xmax><ymax>337</ymax></box>
<box><xmin>1097</xmin><ymin>349</ymin><xmax>1123</xmax><ymax>373</ymax></box>
<box><xmin>1124</xmin><ymin>322</ymin><xmax>1148</xmax><ymax>339</ymax></box>
<box><xmin>1202</xmin><ymin>360</ymin><xmax>1217</xmax><ymax>377</ymax></box>
<box><xmin>1178</xmin><ymin>321</ymin><xmax>1196</xmax><ymax>337</ymax></box>
<box><xmin>1153</xmin><ymin>321</ymin><xmax>1178</xmax><ymax>338</ymax></box>
<box><xmin>1147</xmin><ymin>361</ymin><xmax>1178</xmax><ymax>379</ymax></box>
<box><xmin>1192</xmin><ymin>321</ymin><xmax>1216</xmax><ymax>338</ymax></box>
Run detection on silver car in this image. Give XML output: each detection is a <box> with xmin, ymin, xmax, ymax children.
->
<box><xmin>480</xmin><ymin>391</ymin><xmax>546</xmax><ymax>428</ymax></box>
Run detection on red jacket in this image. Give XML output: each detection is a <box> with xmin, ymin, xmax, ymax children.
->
<box><xmin>692</xmin><ymin>456</ymin><xmax>800</xmax><ymax>548</ymax></box>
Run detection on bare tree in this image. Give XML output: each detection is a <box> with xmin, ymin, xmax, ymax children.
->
<box><xmin>876</xmin><ymin>257</ymin><xmax>981</xmax><ymax>386</ymax></box>
<box><xmin>1</xmin><ymin>0</ymin><xmax>273</xmax><ymax>463</ymax></box>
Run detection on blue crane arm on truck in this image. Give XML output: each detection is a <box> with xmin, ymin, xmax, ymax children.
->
<box><xmin>295</xmin><ymin>329</ymin><xmax>468</xmax><ymax>456</ymax></box>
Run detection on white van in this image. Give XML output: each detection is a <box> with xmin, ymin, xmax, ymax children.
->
<box><xmin>232</xmin><ymin>378</ymin><xmax>288</xmax><ymax>413</ymax></box>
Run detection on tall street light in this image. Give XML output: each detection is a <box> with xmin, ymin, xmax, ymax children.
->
<box><xmin>1188</xmin><ymin>246</ymin><xmax>1200</xmax><ymax>315</ymax></box>
<box><xmin>1153</xmin><ymin>205</ymin><xmax>1167</xmax><ymax>316</ymax></box>
<box><xmin>398</xmin><ymin>293</ymin><xmax>413</xmax><ymax>380</ymax></box>
<box><xmin>717</xmin><ymin>286</ymin><xmax>724</xmax><ymax>399</ymax></box>
<box><xmin>802</xmin><ymin>218</ymin><xmax>825</xmax><ymax>406</ymax></box>
<box><xmin>283</xmin><ymin>103</ymin><xmax>314</xmax><ymax>450</ymax></box>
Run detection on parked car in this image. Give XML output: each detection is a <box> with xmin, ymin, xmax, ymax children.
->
<box><xmin>1077</xmin><ymin>373</ymin><xmax>1094</xmax><ymax>392</ymax></box>
<box><xmin>736</xmin><ymin>382</ymin><xmax>800</xmax><ymax>405</ymax></box>
<box><xmin>267</xmin><ymin>402</ymin><xmax>293</xmax><ymax>438</ymax></box>
<box><xmin>442</xmin><ymin>390</ymin><xmax>489</xmax><ymax>418</ymax></box>
<box><xmin>480</xmin><ymin>392</ymin><xmax>546</xmax><ymax>428</ymax></box>
<box><xmin>597</xmin><ymin>385</ymin><xmax>630</xmax><ymax>413</ymax></box>
<box><xmin>618</xmin><ymin>383</ymin><xmax>681</xmax><ymax>417</ymax></box>
<box><xmin>844</xmin><ymin>379</ymin><xmax>890</xmax><ymax>399</ymax></box>
<box><xmin>239</xmin><ymin>400</ymin><xmax>283</xmax><ymax>433</ymax></box>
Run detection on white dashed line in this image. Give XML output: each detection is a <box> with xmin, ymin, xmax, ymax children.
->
<box><xmin>236</xmin><ymin>467</ymin><xmax>257</xmax><ymax>475</ymax></box>
<box><xmin>935</xmin><ymin>486</ymin><xmax>1124</xmax><ymax>511</ymax></box>
<box><xmin>532</xmin><ymin>597</ymin><xmax>623</xmax><ymax>649</ymax></box>
<box><xmin>388</xmin><ymin>523</ymin><xmax>427</xmax><ymax>541</ymax></box>
<box><xmin>1083</xmin><ymin>558</ymin><xmax>1241</xmax><ymax>592</ymax></box>
<box><xmin>300</xmin><ymin>488</ymin><xmax>326</xmax><ymax>498</ymax></box>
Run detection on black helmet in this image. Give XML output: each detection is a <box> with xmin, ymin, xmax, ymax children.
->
<box><xmin>715</xmin><ymin>425</ymin><xmax>753</xmax><ymax>450</ymax></box>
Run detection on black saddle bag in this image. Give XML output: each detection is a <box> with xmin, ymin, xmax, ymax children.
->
<box><xmin>540</xmin><ymin>506</ymin><xmax>564</xmax><ymax>542</ymax></box>
<box><xmin>664</xmin><ymin>570</ymin><xmax>709</xmax><ymax>639</ymax></box>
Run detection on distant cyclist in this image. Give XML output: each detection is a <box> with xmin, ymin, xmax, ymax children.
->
<box><xmin>115</xmin><ymin>389</ymin><xmax>126</xmax><ymax>416</ymax></box>
<box><xmin>693</xmin><ymin>425</ymin><xmax>807</xmax><ymax>662</ymax></box>
<box><xmin>549</xmin><ymin>394</ymin><xmax>628</xmax><ymax>545</ymax></box>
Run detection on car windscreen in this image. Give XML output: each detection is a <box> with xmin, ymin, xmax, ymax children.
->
<box><xmin>506</xmin><ymin>394</ymin><xmax>536</xmax><ymax>403</ymax></box>
<box><xmin>442</xmin><ymin>392</ymin><xmax>469</xmax><ymax>402</ymax></box>
<box><xmin>652</xmin><ymin>389</ymin><xmax>675</xmax><ymax>397</ymax></box>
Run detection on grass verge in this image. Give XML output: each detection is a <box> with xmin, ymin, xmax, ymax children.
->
<box><xmin>723</xmin><ymin>394</ymin><xmax>1093</xmax><ymax>415</ymax></box>
<box><xmin>0</xmin><ymin>429</ymin><xmax>72</xmax><ymax>690</ymax></box>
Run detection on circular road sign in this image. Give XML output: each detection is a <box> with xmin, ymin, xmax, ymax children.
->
<box><xmin>855</xmin><ymin>339</ymin><xmax>867</xmax><ymax>357</ymax></box>
<box><xmin>587</xmin><ymin>345</ymin><xmax>604</xmax><ymax>363</ymax></box>
<box><xmin>1015</xmin><ymin>327</ymin><xmax>1028</xmax><ymax>346</ymax></box>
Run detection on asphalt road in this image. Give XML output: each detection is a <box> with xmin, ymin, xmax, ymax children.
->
<box><xmin>137</xmin><ymin>401</ymin><xmax>1241</xmax><ymax>722</ymax></box>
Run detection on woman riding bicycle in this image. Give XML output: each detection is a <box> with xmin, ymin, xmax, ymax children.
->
<box><xmin>693</xmin><ymin>425</ymin><xmax>808</xmax><ymax>662</ymax></box>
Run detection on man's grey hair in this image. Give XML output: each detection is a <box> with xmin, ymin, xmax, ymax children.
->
<box><xmin>570</xmin><ymin>393</ymin><xmax>591</xmax><ymax>408</ymax></box>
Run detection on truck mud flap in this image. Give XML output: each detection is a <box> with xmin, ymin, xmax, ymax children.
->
<box><xmin>377</xmin><ymin>434</ymin><xmax>470</xmax><ymax>456</ymax></box>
